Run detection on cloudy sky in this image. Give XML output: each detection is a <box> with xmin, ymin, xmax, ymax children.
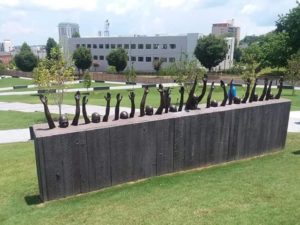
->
<box><xmin>0</xmin><ymin>0</ymin><xmax>297</xmax><ymax>46</ymax></box>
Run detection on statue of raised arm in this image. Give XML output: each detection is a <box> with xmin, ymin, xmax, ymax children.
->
<box><xmin>228</xmin><ymin>79</ymin><xmax>234</xmax><ymax>105</ymax></box>
<box><xmin>129</xmin><ymin>91</ymin><xmax>135</xmax><ymax>118</ymax></box>
<box><xmin>71</xmin><ymin>91</ymin><xmax>81</xmax><ymax>126</ymax></box>
<box><xmin>259</xmin><ymin>78</ymin><xmax>268</xmax><ymax>101</ymax></box>
<box><xmin>206</xmin><ymin>81</ymin><xmax>215</xmax><ymax>108</ymax></box>
<box><xmin>82</xmin><ymin>95</ymin><xmax>90</xmax><ymax>124</ymax></box>
<box><xmin>102</xmin><ymin>92</ymin><xmax>111</xmax><ymax>122</ymax></box>
<box><xmin>140</xmin><ymin>86</ymin><xmax>149</xmax><ymax>117</ymax></box>
<box><xmin>185</xmin><ymin>76</ymin><xmax>198</xmax><ymax>110</ymax></box>
<box><xmin>164</xmin><ymin>87</ymin><xmax>171</xmax><ymax>113</ymax></box>
<box><xmin>265</xmin><ymin>80</ymin><xmax>273</xmax><ymax>100</ymax></box>
<box><xmin>178</xmin><ymin>86</ymin><xmax>184</xmax><ymax>111</ymax></box>
<box><xmin>242</xmin><ymin>78</ymin><xmax>251</xmax><ymax>103</ymax></box>
<box><xmin>196</xmin><ymin>74</ymin><xmax>207</xmax><ymax>105</ymax></box>
<box><xmin>249</xmin><ymin>78</ymin><xmax>258</xmax><ymax>103</ymax></box>
<box><xmin>114</xmin><ymin>93</ymin><xmax>123</xmax><ymax>120</ymax></box>
<box><xmin>220</xmin><ymin>80</ymin><xmax>228</xmax><ymax>106</ymax></box>
<box><xmin>39</xmin><ymin>94</ymin><xmax>56</xmax><ymax>129</ymax></box>
<box><xmin>275</xmin><ymin>76</ymin><xmax>283</xmax><ymax>99</ymax></box>
<box><xmin>155</xmin><ymin>84</ymin><xmax>165</xmax><ymax>115</ymax></box>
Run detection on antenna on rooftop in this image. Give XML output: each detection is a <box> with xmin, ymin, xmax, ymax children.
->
<box><xmin>104</xmin><ymin>19</ymin><xmax>110</xmax><ymax>37</ymax></box>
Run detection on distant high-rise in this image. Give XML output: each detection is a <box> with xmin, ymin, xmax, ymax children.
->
<box><xmin>0</xmin><ymin>40</ymin><xmax>13</xmax><ymax>52</ymax></box>
<box><xmin>58</xmin><ymin>23</ymin><xmax>80</xmax><ymax>44</ymax></box>
<box><xmin>211</xmin><ymin>20</ymin><xmax>240</xmax><ymax>45</ymax></box>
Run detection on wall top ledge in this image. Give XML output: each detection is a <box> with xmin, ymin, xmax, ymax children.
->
<box><xmin>33</xmin><ymin>98</ymin><xmax>291</xmax><ymax>138</ymax></box>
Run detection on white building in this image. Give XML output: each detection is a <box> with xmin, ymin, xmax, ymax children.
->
<box><xmin>213</xmin><ymin>37</ymin><xmax>235</xmax><ymax>71</ymax></box>
<box><xmin>65</xmin><ymin>33</ymin><xmax>235</xmax><ymax>73</ymax></box>
<box><xmin>0</xmin><ymin>40</ymin><xmax>13</xmax><ymax>52</ymax></box>
<box><xmin>58</xmin><ymin>23</ymin><xmax>80</xmax><ymax>44</ymax></box>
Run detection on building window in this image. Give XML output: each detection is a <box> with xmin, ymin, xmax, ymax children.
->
<box><xmin>99</xmin><ymin>44</ymin><xmax>104</xmax><ymax>49</ymax></box>
<box><xmin>131</xmin><ymin>56</ymin><xmax>136</xmax><ymax>61</ymax></box>
<box><xmin>138</xmin><ymin>56</ymin><xmax>143</xmax><ymax>62</ymax></box>
<box><xmin>93</xmin><ymin>44</ymin><xmax>97</xmax><ymax>49</ymax></box>
<box><xmin>162</xmin><ymin>44</ymin><xmax>167</xmax><ymax>49</ymax></box>
<box><xmin>99</xmin><ymin>55</ymin><xmax>104</xmax><ymax>60</ymax></box>
<box><xmin>124</xmin><ymin>44</ymin><xmax>129</xmax><ymax>49</ymax></box>
<box><xmin>146</xmin><ymin>44</ymin><xmax>151</xmax><ymax>49</ymax></box>
<box><xmin>87</xmin><ymin>44</ymin><xmax>91</xmax><ymax>48</ymax></box>
<box><xmin>170</xmin><ymin>44</ymin><xmax>176</xmax><ymax>49</ymax></box>
<box><xmin>169</xmin><ymin>57</ymin><xmax>175</xmax><ymax>63</ymax></box>
<box><xmin>161</xmin><ymin>57</ymin><xmax>167</xmax><ymax>62</ymax></box>
<box><xmin>117</xmin><ymin>44</ymin><xmax>122</xmax><ymax>48</ymax></box>
<box><xmin>153</xmin><ymin>44</ymin><xmax>159</xmax><ymax>49</ymax></box>
<box><xmin>105</xmin><ymin>44</ymin><xmax>109</xmax><ymax>49</ymax></box>
<box><xmin>138</xmin><ymin>44</ymin><xmax>144</xmax><ymax>49</ymax></box>
<box><xmin>153</xmin><ymin>57</ymin><xmax>159</xmax><ymax>61</ymax></box>
<box><xmin>111</xmin><ymin>44</ymin><xmax>116</xmax><ymax>49</ymax></box>
<box><xmin>146</xmin><ymin>57</ymin><xmax>151</xmax><ymax>62</ymax></box>
<box><xmin>82</xmin><ymin>44</ymin><xmax>86</xmax><ymax>47</ymax></box>
<box><xmin>131</xmin><ymin>44</ymin><xmax>136</xmax><ymax>49</ymax></box>
<box><xmin>76</xmin><ymin>44</ymin><xmax>80</xmax><ymax>48</ymax></box>
<box><xmin>93</xmin><ymin>55</ymin><xmax>98</xmax><ymax>60</ymax></box>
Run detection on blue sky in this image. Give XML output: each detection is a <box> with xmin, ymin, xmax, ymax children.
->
<box><xmin>0</xmin><ymin>0</ymin><xmax>297</xmax><ymax>46</ymax></box>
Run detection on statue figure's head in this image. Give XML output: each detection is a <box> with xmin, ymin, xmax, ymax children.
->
<box><xmin>91</xmin><ymin>112</ymin><xmax>101</xmax><ymax>123</ymax></box>
<box><xmin>120</xmin><ymin>111</ymin><xmax>129</xmax><ymax>119</ymax></box>
<box><xmin>145</xmin><ymin>106</ymin><xmax>154</xmax><ymax>115</ymax></box>
<box><xmin>59</xmin><ymin>114</ymin><xmax>69</xmax><ymax>128</ymax></box>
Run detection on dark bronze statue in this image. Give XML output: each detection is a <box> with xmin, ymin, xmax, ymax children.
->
<box><xmin>169</xmin><ymin>105</ymin><xmax>178</xmax><ymax>112</ymax></box>
<box><xmin>140</xmin><ymin>86</ymin><xmax>149</xmax><ymax>117</ymax></box>
<box><xmin>233</xmin><ymin>97</ymin><xmax>241</xmax><ymax>104</ymax></box>
<box><xmin>249</xmin><ymin>78</ymin><xmax>258</xmax><ymax>103</ymax></box>
<box><xmin>129</xmin><ymin>91</ymin><xmax>135</xmax><ymax>118</ymax></box>
<box><xmin>146</xmin><ymin>105</ymin><xmax>154</xmax><ymax>115</ymax></box>
<box><xmin>91</xmin><ymin>112</ymin><xmax>100</xmax><ymax>123</ymax></box>
<box><xmin>228</xmin><ymin>80</ymin><xmax>234</xmax><ymax>105</ymax></box>
<box><xmin>185</xmin><ymin>76</ymin><xmax>198</xmax><ymax>110</ymax></box>
<box><xmin>220</xmin><ymin>80</ymin><xmax>228</xmax><ymax>106</ymax></box>
<box><xmin>275</xmin><ymin>76</ymin><xmax>283</xmax><ymax>99</ymax></box>
<box><xmin>39</xmin><ymin>94</ymin><xmax>55</xmax><ymax>129</ymax></box>
<box><xmin>82</xmin><ymin>96</ymin><xmax>90</xmax><ymax>124</ymax></box>
<box><xmin>59</xmin><ymin>114</ymin><xmax>69</xmax><ymax>128</ymax></box>
<box><xmin>196</xmin><ymin>74</ymin><xmax>208</xmax><ymax>105</ymax></box>
<box><xmin>211</xmin><ymin>99</ymin><xmax>218</xmax><ymax>107</ymax></box>
<box><xmin>120</xmin><ymin>111</ymin><xmax>129</xmax><ymax>119</ymax></box>
<box><xmin>265</xmin><ymin>80</ymin><xmax>273</xmax><ymax>100</ymax></box>
<box><xmin>164</xmin><ymin>87</ymin><xmax>171</xmax><ymax>113</ymax></box>
<box><xmin>114</xmin><ymin>93</ymin><xmax>123</xmax><ymax>120</ymax></box>
<box><xmin>206</xmin><ymin>81</ymin><xmax>215</xmax><ymax>108</ymax></box>
<box><xmin>178</xmin><ymin>86</ymin><xmax>184</xmax><ymax>111</ymax></box>
<box><xmin>103</xmin><ymin>92</ymin><xmax>111</xmax><ymax>122</ymax></box>
<box><xmin>155</xmin><ymin>84</ymin><xmax>165</xmax><ymax>115</ymax></box>
<box><xmin>242</xmin><ymin>78</ymin><xmax>251</xmax><ymax>103</ymax></box>
<box><xmin>71</xmin><ymin>91</ymin><xmax>81</xmax><ymax>126</ymax></box>
<box><xmin>259</xmin><ymin>78</ymin><xmax>268</xmax><ymax>101</ymax></box>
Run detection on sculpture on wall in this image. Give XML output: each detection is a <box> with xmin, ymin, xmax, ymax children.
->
<box><xmin>120</xmin><ymin>111</ymin><xmax>129</xmax><ymax>119</ymax></box>
<box><xmin>249</xmin><ymin>78</ymin><xmax>258</xmax><ymax>103</ymax></box>
<box><xmin>233</xmin><ymin>97</ymin><xmax>241</xmax><ymax>104</ymax></box>
<box><xmin>39</xmin><ymin>95</ymin><xmax>56</xmax><ymax>129</ymax></box>
<box><xmin>129</xmin><ymin>91</ymin><xmax>135</xmax><ymax>118</ymax></box>
<box><xmin>185</xmin><ymin>76</ymin><xmax>198</xmax><ymax>110</ymax></box>
<box><xmin>242</xmin><ymin>78</ymin><xmax>251</xmax><ymax>103</ymax></box>
<box><xmin>228</xmin><ymin>80</ymin><xmax>234</xmax><ymax>105</ymax></box>
<box><xmin>164</xmin><ymin>87</ymin><xmax>171</xmax><ymax>113</ymax></box>
<box><xmin>275</xmin><ymin>76</ymin><xmax>284</xmax><ymax>99</ymax></box>
<box><xmin>155</xmin><ymin>84</ymin><xmax>165</xmax><ymax>115</ymax></box>
<box><xmin>114</xmin><ymin>93</ymin><xmax>123</xmax><ymax>120</ymax></box>
<box><xmin>220</xmin><ymin>80</ymin><xmax>228</xmax><ymax>106</ymax></box>
<box><xmin>146</xmin><ymin>105</ymin><xmax>154</xmax><ymax>115</ymax></box>
<box><xmin>178</xmin><ymin>86</ymin><xmax>184</xmax><ymax>111</ymax></box>
<box><xmin>211</xmin><ymin>99</ymin><xmax>218</xmax><ymax>107</ymax></box>
<box><xmin>71</xmin><ymin>91</ymin><xmax>81</xmax><ymax>126</ymax></box>
<box><xmin>82</xmin><ymin>96</ymin><xmax>90</xmax><ymax>124</ymax></box>
<box><xmin>259</xmin><ymin>78</ymin><xmax>268</xmax><ymax>101</ymax></box>
<box><xmin>265</xmin><ymin>80</ymin><xmax>273</xmax><ymax>100</ymax></box>
<box><xmin>206</xmin><ymin>81</ymin><xmax>215</xmax><ymax>108</ymax></box>
<box><xmin>103</xmin><ymin>92</ymin><xmax>111</xmax><ymax>122</ymax></box>
<box><xmin>140</xmin><ymin>86</ymin><xmax>149</xmax><ymax>117</ymax></box>
<box><xmin>196</xmin><ymin>75</ymin><xmax>208</xmax><ymax>105</ymax></box>
<box><xmin>91</xmin><ymin>112</ymin><xmax>100</xmax><ymax>123</ymax></box>
<box><xmin>169</xmin><ymin>105</ymin><xmax>178</xmax><ymax>112</ymax></box>
<box><xmin>59</xmin><ymin>114</ymin><xmax>69</xmax><ymax>128</ymax></box>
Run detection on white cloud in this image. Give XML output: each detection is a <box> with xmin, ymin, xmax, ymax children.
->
<box><xmin>106</xmin><ymin>0</ymin><xmax>140</xmax><ymax>15</ymax></box>
<box><xmin>241</xmin><ymin>4</ymin><xmax>261</xmax><ymax>15</ymax></box>
<box><xmin>154</xmin><ymin>0</ymin><xmax>187</xmax><ymax>9</ymax></box>
<box><xmin>0</xmin><ymin>0</ymin><xmax>20</xmax><ymax>7</ymax></box>
<box><xmin>29</xmin><ymin>0</ymin><xmax>98</xmax><ymax>11</ymax></box>
<box><xmin>0</xmin><ymin>21</ymin><xmax>34</xmax><ymax>37</ymax></box>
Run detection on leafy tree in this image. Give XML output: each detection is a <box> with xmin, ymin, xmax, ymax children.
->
<box><xmin>45</xmin><ymin>38</ymin><xmax>58</xmax><ymax>59</ymax></box>
<box><xmin>106</xmin><ymin>48</ymin><xmax>128</xmax><ymax>73</ymax></box>
<box><xmin>106</xmin><ymin>65</ymin><xmax>117</xmax><ymax>74</ymax></box>
<box><xmin>83</xmin><ymin>72</ymin><xmax>92</xmax><ymax>91</ymax></box>
<box><xmin>286</xmin><ymin>50</ymin><xmax>300</xmax><ymax>95</ymax></box>
<box><xmin>239</xmin><ymin>35</ymin><xmax>264</xmax><ymax>46</ymax></box>
<box><xmin>194</xmin><ymin>34</ymin><xmax>228</xmax><ymax>71</ymax></box>
<box><xmin>152</xmin><ymin>58</ymin><xmax>163</xmax><ymax>73</ymax></box>
<box><xmin>33</xmin><ymin>46</ymin><xmax>74</xmax><ymax>116</ymax></box>
<box><xmin>276</xmin><ymin>2</ymin><xmax>300</xmax><ymax>54</ymax></box>
<box><xmin>72</xmin><ymin>32</ymin><xmax>80</xmax><ymax>38</ymax></box>
<box><xmin>72</xmin><ymin>46</ymin><xmax>92</xmax><ymax>75</ymax></box>
<box><xmin>233</xmin><ymin>47</ymin><xmax>242</xmax><ymax>62</ymax></box>
<box><xmin>14</xmin><ymin>43</ymin><xmax>38</xmax><ymax>72</ymax></box>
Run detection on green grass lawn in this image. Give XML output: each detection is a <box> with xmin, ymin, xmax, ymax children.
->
<box><xmin>0</xmin><ymin>78</ymin><xmax>34</xmax><ymax>88</ymax></box>
<box><xmin>0</xmin><ymin>133</ymin><xmax>299</xmax><ymax>225</ymax></box>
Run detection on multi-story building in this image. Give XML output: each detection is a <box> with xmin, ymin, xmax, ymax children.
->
<box><xmin>65</xmin><ymin>33</ymin><xmax>235</xmax><ymax>73</ymax></box>
<box><xmin>212</xmin><ymin>21</ymin><xmax>240</xmax><ymax>44</ymax></box>
<box><xmin>212</xmin><ymin>37</ymin><xmax>235</xmax><ymax>71</ymax></box>
<box><xmin>0</xmin><ymin>40</ymin><xmax>13</xmax><ymax>53</ymax></box>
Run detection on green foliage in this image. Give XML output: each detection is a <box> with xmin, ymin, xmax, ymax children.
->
<box><xmin>33</xmin><ymin>46</ymin><xmax>74</xmax><ymax>115</ymax></box>
<box><xmin>124</xmin><ymin>63</ymin><xmax>136</xmax><ymax>82</ymax></box>
<box><xmin>72</xmin><ymin>31</ymin><xmax>80</xmax><ymax>38</ymax></box>
<box><xmin>45</xmin><ymin>37</ymin><xmax>58</xmax><ymax>59</ymax></box>
<box><xmin>286</xmin><ymin>50</ymin><xmax>300</xmax><ymax>95</ymax></box>
<box><xmin>0</xmin><ymin>60</ymin><xmax>5</xmax><ymax>71</ymax></box>
<box><xmin>233</xmin><ymin>47</ymin><xmax>242</xmax><ymax>62</ymax></box>
<box><xmin>152</xmin><ymin>58</ymin><xmax>164</xmax><ymax>73</ymax></box>
<box><xmin>106</xmin><ymin>48</ymin><xmax>128</xmax><ymax>73</ymax></box>
<box><xmin>14</xmin><ymin>43</ymin><xmax>38</xmax><ymax>72</ymax></box>
<box><xmin>72</xmin><ymin>46</ymin><xmax>92</xmax><ymax>73</ymax></box>
<box><xmin>240</xmin><ymin>35</ymin><xmax>264</xmax><ymax>46</ymax></box>
<box><xmin>194</xmin><ymin>34</ymin><xmax>228</xmax><ymax>71</ymax></box>
<box><xmin>106</xmin><ymin>65</ymin><xmax>117</xmax><ymax>74</ymax></box>
<box><xmin>225</xmin><ymin>63</ymin><xmax>244</xmax><ymax>75</ymax></box>
<box><xmin>83</xmin><ymin>72</ymin><xmax>92</xmax><ymax>90</ymax></box>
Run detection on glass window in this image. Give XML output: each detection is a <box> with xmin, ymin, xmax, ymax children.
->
<box><xmin>138</xmin><ymin>57</ymin><xmax>143</xmax><ymax>62</ymax></box>
<box><xmin>111</xmin><ymin>44</ymin><xmax>116</xmax><ymax>49</ymax></box>
<box><xmin>105</xmin><ymin>44</ymin><xmax>109</xmax><ymax>49</ymax></box>
<box><xmin>93</xmin><ymin>55</ymin><xmax>98</xmax><ymax>60</ymax></box>
<box><xmin>93</xmin><ymin>44</ymin><xmax>97</xmax><ymax>49</ymax></box>
<box><xmin>153</xmin><ymin>44</ymin><xmax>159</xmax><ymax>49</ymax></box>
<box><xmin>117</xmin><ymin>44</ymin><xmax>122</xmax><ymax>48</ymax></box>
<box><xmin>161</xmin><ymin>57</ymin><xmax>167</xmax><ymax>62</ymax></box>
<box><xmin>131</xmin><ymin>44</ymin><xmax>136</xmax><ymax>49</ymax></box>
<box><xmin>153</xmin><ymin>57</ymin><xmax>159</xmax><ymax>61</ymax></box>
<box><xmin>82</xmin><ymin>44</ymin><xmax>86</xmax><ymax>47</ymax></box>
<box><xmin>169</xmin><ymin>57</ymin><xmax>175</xmax><ymax>63</ymax></box>
<box><xmin>162</xmin><ymin>44</ymin><xmax>167</xmax><ymax>49</ymax></box>
<box><xmin>124</xmin><ymin>44</ymin><xmax>129</xmax><ymax>49</ymax></box>
<box><xmin>169</xmin><ymin>44</ymin><xmax>176</xmax><ymax>49</ymax></box>
<box><xmin>99</xmin><ymin>44</ymin><xmax>104</xmax><ymax>49</ymax></box>
<box><xmin>146</xmin><ymin>57</ymin><xmax>151</xmax><ymax>62</ymax></box>
<box><xmin>131</xmin><ymin>56</ymin><xmax>136</xmax><ymax>61</ymax></box>
<box><xmin>138</xmin><ymin>44</ymin><xmax>144</xmax><ymax>49</ymax></box>
<box><xmin>99</xmin><ymin>55</ymin><xmax>104</xmax><ymax>60</ymax></box>
<box><xmin>87</xmin><ymin>44</ymin><xmax>91</xmax><ymax>48</ymax></box>
<box><xmin>146</xmin><ymin>44</ymin><xmax>151</xmax><ymax>49</ymax></box>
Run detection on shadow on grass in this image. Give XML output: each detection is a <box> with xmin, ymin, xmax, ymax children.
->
<box><xmin>292</xmin><ymin>150</ymin><xmax>300</xmax><ymax>155</ymax></box>
<box><xmin>24</xmin><ymin>195</ymin><xmax>42</xmax><ymax>205</ymax></box>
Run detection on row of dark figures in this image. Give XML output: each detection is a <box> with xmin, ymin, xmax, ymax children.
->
<box><xmin>40</xmin><ymin>75</ymin><xmax>284</xmax><ymax>129</ymax></box>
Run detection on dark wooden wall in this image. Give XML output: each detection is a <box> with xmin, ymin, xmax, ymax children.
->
<box><xmin>33</xmin><ymin>100</ymin><xmax>291</xmax><ymax>201</ymax></box>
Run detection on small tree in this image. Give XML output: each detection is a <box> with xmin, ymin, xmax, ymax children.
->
<box><xmin>106</xmin><ymin>65</ymin><xmax>117</xmax><ymax>74</ymax></box>
<box><xmin>152</xmin><ymin>58</ymin><xmax>163</xmax><ymax>73</ymax></box>
<box><xmin>83</xmin><ymin>72</ymin><xmax>92</xmax><ymax>91</ymax></box>
<box><xmin>45</xmin><ymin>37</ymin><xmax>58</xmax><ymax>59</ymax></box>
<box><xmin>286</xmin><ymin>50</ymin><xmax>300</xmax><ymax>95</ymax></box>
<box><xmin>125</xmin><ymin>62</ymin><xmax>136</xmax><ymax>83</ymax></box>
<box><xmin>72</xmin><ymin>46</ymin><xmax>92</xmax><ymax>76</ymax></box>
<box><xmin>106</xmin><ymin>48</ymin><xmax>128</xmax><ymax>73</ymax></box>
<box><xmin>33</xmin><ymin>46</ymin><xmax>74</xmax><ymax>116</ymax></box>
<box><xmin>14</xmin><ymin>42</ymin><xmax>38</xmax><ymax>72</ymax></box>
<box><xmin>194</xmin><ymin>34</ymin><xmax>228</xmax><ymax>71</ymax></box>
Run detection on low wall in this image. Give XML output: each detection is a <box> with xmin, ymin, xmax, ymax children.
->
<box><xmin>33</xmin><ymin>99</ymin><xmax>291</xmax><ymax>201</ymax></box>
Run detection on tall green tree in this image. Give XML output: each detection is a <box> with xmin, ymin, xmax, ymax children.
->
<box><xmin>72</xmin><ymin>46</ymin><xmax>92</xmax><ymax>75</ymax></box>
<box><xmin>194</xmin><ymin>34</ymin><xmax>228</xmax><ymax>71</ymax></box>
<box><xmin>45</xmin><ymin>38</ymin><xmax>58</xmax><ymax>59</ymax></box>
<box><xmin>106</xmin><ymin>48</ymin><xmax>128</xmax><ymax>73</ymax></box>
<box><xmin>286</xmin><ymin>50</ymin><xmax>300</xmax><ymax>95</ymax></box>
<box><xmin>14</xmin><ymin>42</ymin><xmax>38</xmax><ymax>72</ymax></box>
<box><xmin>276</xmin><ymin>2</ymin><xmax>300</xmax><ymax>54</ymax></box>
